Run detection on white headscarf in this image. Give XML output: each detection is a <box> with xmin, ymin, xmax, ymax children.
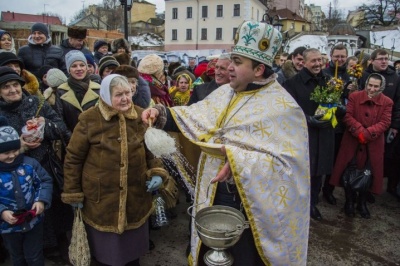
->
<box><xmin>100</xmin><ymin>74</ymin><xmax>121</xmax><ymax>106</ymax></box>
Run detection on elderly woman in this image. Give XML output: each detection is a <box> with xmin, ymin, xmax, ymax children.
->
<box><xmin>55</xmin><ymin>50</ymin><xmax>100</xmax><ymax>132</ymax></box>
<box><xmin>0</xmin><ymin>30</ymin><xmax>15</xmax><ymax>54</ymax></box>
<box><xmin>61</xmin><ymin>74</ymin><xmax>169</xmax><ymax>266</ymax></box>
<box><xmin>0</xmin><ymin>66</ymin><xmax>72</xmax><ymax>260</ymax></box>
<box><xmin>330</xmin><ymin>73</ymin><xmax>393</xmax><ymax>219</ymax></box>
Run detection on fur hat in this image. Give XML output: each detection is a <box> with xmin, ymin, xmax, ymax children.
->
<box><xmin>31</xmin><ymin>23</ymin><xmax>49</xmax><ymax>38</ymax></box>
<box><xmin>67</xmin><ymin>26</ymin><xmax>87</xmax><ymax>39</ymax></box>
<box><xmin>0</xmin><ymin>66</ymin><xmax>25</xmax><ymax>86</ymax></box>
<box><xmin>232</xmin><ymin>20</ymin><xmax>282</xmax><ymax>68</ymax></box>
<box><xmin>113</xmin><ymin>53</ymin><xmax>131</xmax><ymax>66</ymax></box>
<box><xmin>94</xmin><ymin>39</ymin><xmax>108</xmax><ymax>51</ymax></box>
<box><xmin>114</xmin><ymin>65</ymin><xmax>139</xmax><ymax>79</ymax></box>
<box><xmin>46</xmin><ymin>68</ymin><xmax>67</xmax><ymax>88</ymax></box>
<box><xmin>98</xmin><ymin>56</ymin><xmax>120</xmax><ymax>77</ymax></box>
<box><xmin>0</xmin><ymin>116</ymin><xmax>20</xmax><ymax>153</ymax></box>
<box><xmin>65</xmin><ymin>50</ymin><xmax>87</xmax><ymax>73</ymax></box>
<box><xmin>111</xmin><ymin>38</ymin><xmax>131</xmax><ymax>54</ymax></box>
<box><xmin>138</xmin><ymin>54</ymin><xmax>164</xmax><ymax>75</ymax></box>
<box><xmin>0</xmin><ymin>52</ymin><xmax>24</xmax><ymax>70</ymax></box>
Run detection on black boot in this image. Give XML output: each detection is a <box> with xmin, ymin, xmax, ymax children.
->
<box><xmin>344</xmin><ymin>187</ymin><xmax>355</xmax><ymax>217</ymax></box>
<box><xmin>310</xmin><ymin>205</ymin><xmax>322</xmax><ymax>221</ymax></box>
<box><xmin>322</xmin><ymin>185</ymin><xmax>337</xmax><ymax>205</ymax></box>
<box><xmin>357</xmin><ymin>192</ymin><xmax>371</xmax><ymax>219</ymax></box>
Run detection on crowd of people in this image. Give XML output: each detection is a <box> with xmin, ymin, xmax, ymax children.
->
<box><xmin>0</xmin><ymin>19</ymin><xmax>399</xmax><ymax>266</ymax></box>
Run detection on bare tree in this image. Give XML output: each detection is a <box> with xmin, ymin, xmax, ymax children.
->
<box><xmin>359</xmin><ymin>0</ymin><xmax>400</xmax><ymax>26</ymax></box>
<box><xmin>325</xmin><ymin>0</ymin><xmax>345</xmax><ymax>29</ymax></box>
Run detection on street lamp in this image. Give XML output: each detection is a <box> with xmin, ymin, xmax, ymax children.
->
<box><xmin>120</xmin><ymin>0</ymin><xmax>133</xmax><ymax>40</ymax></box>
<box><xmin>261</xmin><ymin>12</ymin><xmax>283</xmax><ymax>32</ymax></box>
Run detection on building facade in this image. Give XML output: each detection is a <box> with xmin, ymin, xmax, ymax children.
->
<box><xmin>307</xmin><ymin>4</ymin><xmax>326</xmax><ymax>31</ymax></box>
<box><xmin>273</xmin><ymin>0</ymin><xmax>304</xmax><ymax>18</ymax></box>
<box><xmin>164</xmin><ymin>0</ymin><xmax>269</xmax><ymax>51</ymax></box>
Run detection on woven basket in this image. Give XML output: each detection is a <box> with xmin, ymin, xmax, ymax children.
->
<box><xmin>69</xmin><ymin>208</ymin><xmax>91</xmax><ymax>266</ymax></box>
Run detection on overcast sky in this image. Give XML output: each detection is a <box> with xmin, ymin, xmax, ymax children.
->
<box><xmin>1</xmin><ymin>0</ymin><xmax>366</xmax><ymax>25</ymax></box>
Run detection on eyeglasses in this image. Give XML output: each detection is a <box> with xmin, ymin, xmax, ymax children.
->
<box><xmin>374</xmin><ymin>57</ymin><xmax>389</xmax><ymax>62</ymax></box>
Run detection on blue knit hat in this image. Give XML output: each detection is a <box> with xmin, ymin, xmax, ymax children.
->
<box><xmin>94</xmin><ymin>40</ymin><xmax>108</xmax><ymax>51</ymax></box>
<box><xmin>0</xmin><ymin>116</ymin><xmax>20</xmax><ymax>153</ymax></box>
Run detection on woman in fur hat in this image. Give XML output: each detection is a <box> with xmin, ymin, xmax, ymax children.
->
<box><xmin>138</xmin><ymin>54</ymin><xmax>173</xmax><ymax>107</ymax></box>
<box><xmin>111</xmin><ymin>38</ymin><xmax>131</xmax><ymax>55</ymax></box>
<box><xmin>0</xmin><ymin>30</ymin><xmax>16</xmax><ymax>54</ymax></box>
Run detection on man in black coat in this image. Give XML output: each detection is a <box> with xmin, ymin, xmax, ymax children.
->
<box><xmin>284</xmin><ymin>48</ymin><xmax>336</xmax><ymax>221</ymax></box>
<box><xmin>188</xmin><ymin>53</ymin><xmax>231</xmax><ymax>105</ymax></box>
<box><xmin>359</xmin><ymin>49</ymin><xmax>400</xmax><ymax>197</ymax></box>
<box><xmin>17</xmin><ymin>23</ymin><xmax>66</xmax><ymax>79</ymax></box>
<box><xmin>320</xmin><ymin>44</ymin><xmax>351</xmax><ymax>205</ymax></box>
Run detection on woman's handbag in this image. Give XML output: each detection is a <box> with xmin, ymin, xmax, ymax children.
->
<box><xmin>44</xmin><ymin>126</ymin><xmax>67</xmax><ymax>191</ymax></box>
<box><xmin>342</xmin><ymin>145</ymin><xmax>372</xmax><ymax>192</ymax></box>
<box><xmin>69</xmin><ymin>208</ymin><xmax>91</xmax><ymax>266</ymax></box>
<box><xmin>44</xmin><ymin>147</ymin><xmax>64</xmax><ymax>191</ymax></box>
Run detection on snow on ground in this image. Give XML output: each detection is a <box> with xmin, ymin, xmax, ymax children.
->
<box><xmin>285</xmin><ymin>35</ymin><xmax>329</xmax><ymax>55</ymax></box>
<box><xmin>370</xmin><ymin>27</ymin><xmax>400</xmax><ymax>52</ymax></box>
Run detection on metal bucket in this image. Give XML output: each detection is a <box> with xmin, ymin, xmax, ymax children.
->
<box><xmin>190</xmin><ymin>205</ymin><xmax>249</xmax><ymax>249</ymax></box>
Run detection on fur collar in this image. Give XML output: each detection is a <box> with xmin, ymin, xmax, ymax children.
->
<box><xmin>21</xmin><ymin>69</ymin><xmax>40</xmax><ymax>96</ymax></box>
<box><xmin>98</xmin><ymin>98</ymin><xmax>137</xmax><ymax>121</ymax></box>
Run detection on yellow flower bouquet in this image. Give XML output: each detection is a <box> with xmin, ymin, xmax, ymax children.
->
<box><xmin>310</xmin><ymin>76</ymin><xmax>344</xmax><ymax>128</ymax></box>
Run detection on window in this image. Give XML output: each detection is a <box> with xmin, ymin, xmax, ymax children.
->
<box><xmin>172</xmin><ymin>8</ymin><xmax>178</xmax><ymax>19</ymax></box>
<box><xmin>216</xmin><ymin>28</ymin><xmax>222</xmax><ymax>40</ymax></box>
<box><xmin>187</xmin><ymin>7</ymin><xmax>192</xmax><ymax>19</ymax></box>
<box><xmin>172</xmin><ymin>29</ymin><xmax>177</xmax><ymax>40</ymax></box>
<box><xmin>217</xmin><ymin>5</ymin><xmax>223</xmax><ymax>17</ymax></box>
<box><xmin>186</xmin><ymin>29</ymin><xmax>192</xmax><ymax>40</ymax></box>
<box><xmin>202</xmin><ymin>6</ymin><xmax>208</xmax><ymax>18</ymax></box>
<box><xmin>233</xmin><ymin>4</ymin><xmax>240</xmax><ymax>16</ymax></box>
<box><xmin>201</xmin><ymin>28</ymin><xmax>207</xmax><ymax>40</ymax></box>
<box><xmin>232</xmin><ymin>27</ymin><xmax>238</xmax><ymax>40</ymax></box>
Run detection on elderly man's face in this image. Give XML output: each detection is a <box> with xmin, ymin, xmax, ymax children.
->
<box><xmin>214</xmin><ymin>58</ymin><xmax>231</xmax><ymax>85</ymax></box>
<box><xmin>304</xmin><ymin>51</ymin><xmax>323</xmax><ymax>76</ymax></box>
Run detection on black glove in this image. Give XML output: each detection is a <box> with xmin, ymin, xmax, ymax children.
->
<box><xmin>336</xmin><ymin>104</ymin><xmax>346</xmax><ymax>118</ymax></box>
<box><xmin>306</xmin><ymin>114</ymin><xmax>331</xmax><ymax>128</ymax></box>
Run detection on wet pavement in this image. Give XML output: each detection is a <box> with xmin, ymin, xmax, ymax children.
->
<box><xmin>4</xmin><ymin>183</ymin><xmax>400</xmax><ymax>265</ymax></box>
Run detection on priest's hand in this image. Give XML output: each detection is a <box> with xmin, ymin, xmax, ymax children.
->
<box><xmin>211</xmin><ymin>146</ymin><xmax>232</xmax><ymax>183</ymax></box>
<box><xmin>141</xmin><ymin>108</ymin><xmax>159</xmax><ymax>126</ymax></box>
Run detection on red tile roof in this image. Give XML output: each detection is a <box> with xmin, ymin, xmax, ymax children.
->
<box><xmin>1</xmin><ymin>11</ymin><xmax>62</xmax><ymax>25</ymax></box>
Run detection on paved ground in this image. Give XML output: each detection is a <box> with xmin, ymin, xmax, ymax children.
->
<box><xmin>4</xmin><ymin>184</ymin><xmax>400</xmax><ymax>265</ymax></box>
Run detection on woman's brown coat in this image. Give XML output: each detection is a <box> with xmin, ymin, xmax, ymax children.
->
<box><xmin>61</xmin><ymin>100</ymin><xmax>168</xmax><ymax>234</ymax></box>
<box><xmin>330</xmin><ymin>90</ymin><xmax>393</xmax><ymax>194</ymax></box>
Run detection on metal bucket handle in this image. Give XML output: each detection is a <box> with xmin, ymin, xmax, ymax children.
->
<box><xmin>187</xmin><ymin>181</ymin><xmax>212</xmax><ymax>219</ymax></box>
<box><xmin>224</xmin><ymin>222</ymin><xmax>250</xmax><ymax>237</ymax></box>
